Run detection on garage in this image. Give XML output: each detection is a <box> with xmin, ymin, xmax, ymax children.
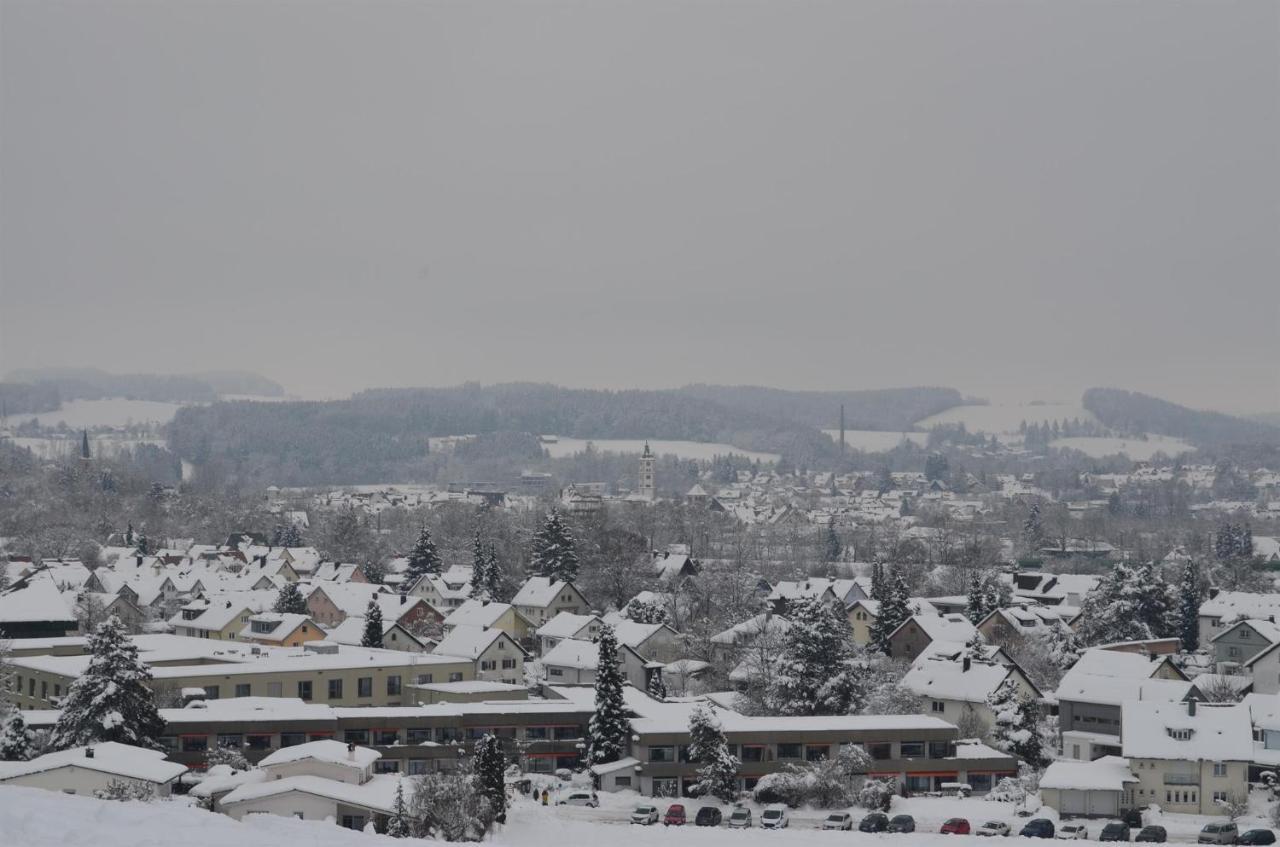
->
<box><xmin>1040</xmin><ymin>757</ymin><xmax>1135</xmax><ymax>818</ymax></box>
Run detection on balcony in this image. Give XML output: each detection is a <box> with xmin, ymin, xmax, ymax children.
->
<box><xmin>1164</xmin><ymin>773</ymin><xmax>1199</xmax><ymax>786</ymax></box>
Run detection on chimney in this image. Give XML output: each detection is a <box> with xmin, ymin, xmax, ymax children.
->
<box><xmin>347</xmin><ymin>742</ymin><xmax>357</xmax><ymax>761</ymax></box>
<box><xmin>1188</xmin><ymin>699</ymin><xmax>1197</xmax><ymax>717</ymax></box>
<box><xmin>401</xmin><ymin>594</ymin><xmax>407</xmax><ymax>605</ymax></box>
<box><xmin>85</xmin><ymin>747</ymin><xmax>95</xmax><ymax>759</ymax></box>
<box><xmin>963</xmin><ymin>657</ymin><xmax>971</xmax><ymax>672</ymax></box>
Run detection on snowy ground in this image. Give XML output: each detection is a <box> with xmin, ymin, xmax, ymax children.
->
<box><xmin>821</xmin><ymin>430</ymin><xmax>928</xmax><ymax>452</ymax></box>
<box><xmin>4</xmin><ymin>782</ymin><xmax>1274</xmax><ymax>847</ymax></box>
<box><xmin>24</xmin><ymin>398</ymin><xmax>188</xmax><ymax>429</ymax></box>
<box><xmin>1048</xmin><ymin>435</ymin><xmax>1193</xmax><ymax>460</ymax></box>
<box><xmin>916</xmin><ymin>403</ymin><xmax>1098</xmax><ymax>434</ymax></box>
<box><xmin>542</xmin><ymin>437</ymin><xmax>779</xmax><ymax>464</ymax></box>
<box><xmin>12</xmin><ymin>436</ymin><xmax>167</xmax><ymax>460</ymax></box>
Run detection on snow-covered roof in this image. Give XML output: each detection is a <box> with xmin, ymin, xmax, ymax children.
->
<box><xmin>589</xmin><ymin>756</ymin><xmax>640</xmax><ymax>775</ymax></box>
<box><xmin>536</xmin><ymin>612</ymin><xmax>601</xmax><ymax>640</ymax></box>
<box><xmin>443</xmin><ymin>599</ymin><xmax>516</xmax><ymax>629</ymax></box>
<box><xmin>433</xmin><ymin>625</ymin><xmax>523</xmax><ymax>660</ymax></box>
<box><xmin>0</xmin><ymin>742</ymin><xmax>187</xmax><ymax>784</ymax></box>
<box><xmin>188</xmin><ymin>764</ymin><xmax>268</xmax><ymax>798</ymax></box>
<box><xmin>901</xmin><ymin>655</ymin><xmax>1016</xmax><ymax>704</ymax></box>
<box><xmin>0</xmin><ymin>572</ymin><xmax>75</xmax><ymax>624</ymax></box>
<box><xmin>510</xmin><ymin>576</ymin><xmax>573</xmax><ymax>608</ymax></box>
<box><xmin>221</xmin><ymin>773</ymin><xmax>406</xmax><ymax>813</ymax></box>
<box><xmin>1201</xmin><ymin>591</ymin><xmax>1280</xmax><ymax>622</ymax></box>
<box><xmin>899</xmin><ymin>612</ymin><xmax>977</xmax><ymax>644</ymax></box>
<box><xmin>710</xmin><ymin>613</ymin><xmax>790</xmax><ymax>645</ymax></box>
<box><xmin>542</xmin><ymin>637</ymin><xmax>608</xmax><ymax>670</ymax></box>
<box><xmin>259</xmin><ymin>739</ymin><xmax>380</xmax><ymax>769</ymax></box>
<box><xmin>1121</xmin><ymin>701</ymin><xmax>1254</xmax><ymax>761</ymax></box>
<box><xmin>1041</xmin><ymin>756</ymin><xmax>1137</xmax><ymax>791</ymax></box>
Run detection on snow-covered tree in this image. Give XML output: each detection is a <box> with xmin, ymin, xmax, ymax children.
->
<box><xmin>624</xmin><ymin>596</ymin><xmax>669</xmax><ymax>625</ymax></box>
<box><xmin>855</xmin><ymin>777</ymin><xmax>895</xmax><ymax>811</ymax></box>
<box><xmin>0</xmin><ymin>711</ymin><xmax>32</xmax><ymax>761</ymax></box>
<box><xmin>272</xmin><ymin>581</ymin><xmax>307</xmax><ymax>615</ymax></box>
<box><xmin>824</xmin><ymin>521</ymin><xmax>842</xmax><ymax>563</ymax></box>
<box><xmin>646</xmin><ymin>671</ymin><xmax>667</xmax><ymax>701</ymax></box>
<box><xmin>362</xmin><ymin>598</ymin><xmax>384</xmax><ymax>649</ymax></box>
<box><xmin>405</xmin><ymin>525</ymin><xmax>441</xmax><ymax>583</ymax></box>
<box><xmin>386</xmin><ymin>780</ymin><xmax>412</xmax><ymax>838</ymax></box>
<box><xmin>51</xmin><ymin>615</ymin><xmax>164</xmax><ymax>750</ymax></box>
<box><xmin>1177</xmin><ymin>559</ymin><xmax>1203</xmax><ymax>651</ymax></box>
<box><xmin>472</xmin><ymin>733</ymin><xmax>507</xmax><ymax>823</ymax></box>
<box><xmin>272</xmin><ymin>523</ymin><xmax>303</xmax><ymax>548</ymax></box>
<box><xmin>869</xmin><ymin>566</ymin><xmax>911</xmax><ymax>654</ymax></box>
<box><xmin>529</xmin><ymin>511</ymin><xmax>579</xmax><ymax>582</ymax></box>
<box><xmin>408</xmin><ymin>767</ymin><xmax>495</xmax><ymax>841</ymax></box>
<box><xmin>1022</xmin><ymin>502</ymin><xmax>1044</xmax><ymax>552</ymax></box>
<box><xmin>769</xmin><ymin>596</ymin><xmax>858</xmax><ymax>715</ymax></box>
<box><xmin>688</xmin><ymin>703</ymin><xmax>739</xmax><ymax>803</ymax></box>
<box><xmin>1076</xmin><ymin>562</ymin><xmax>1174</xmax><ymax>646</ymax></box>
<box><xmin>471</xmin><ymin>532</ymin><xmax>492</xmax><ymax>602</ymax></box>
<box><xmin>588</xmin><ymin>624</ymin><xmax>631</xmax><ymax>765</ymax></box>
<box><xmin>869</xmin><ymin>561</ymin><xmax>886</xmax><ymax>601</ymax></box>
<box><xmin>986</xmin><ymin>678</ymin><xmax>1050</xmax><ymax>769</ymax></box>
<box><xmin>94</xmin><ymin>779</ymin><xmax>155</xmax><ymax>802</ymax></box>
<box><xmin>205</xmin><ymin>743</ymin><xmax>250</xmax><ymax>771</ymax></box>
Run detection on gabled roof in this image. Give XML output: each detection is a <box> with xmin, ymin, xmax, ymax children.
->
<box><xmin>890</xmin><ymin>612</ymin><xmax>977</xmax><ymax>645</ymax></box>
<box><xmin>901</xmin><ymin>654</ymin><xmax>1033</xmax><ymax>704</ymax></box>
<box><xmin>710</xmin><ymin>613</ymin><xmax>790</xmax><ymax>645</ymax></box>
<box><xmin>432</xmin><ymin>625</ymin><xmax>526</xmax><ymax>660</ymax></box>
<box><xmin>0</xmin><ymin>742</ymin><xmax>187</xmax><ymax>784</ymax></box>
<box><xmin>444</xmin><ymin>599</ymin><xmax>521</xmax><ymax>629</ymax></box>
<box><xmin>0</xmin><ymin>571</ymin><xmax>75</xmax><ymax>624</ymax></box>
<box><xmin>511</xmin><ymin>576</ymin><xmax>578</xmax><ymax>608</ymax></box>
<box><xmin>1121</xmin><ymin>701</ymin><xmax>1253</xmax><ymax>761</ymax></box>
<box><xmin>542</xmin><ymin>637</ymin><xmax>643</xmax><ymax>671</ymax></box>
<box><xmin>258</xmin><ymin>739</ymin><xmax>380</xmax><ymax>769</ymax></box>
<box><xmin>536</xmin><ymin>612</ymin><xmax>601</xmax><ymax>640</ymax></box>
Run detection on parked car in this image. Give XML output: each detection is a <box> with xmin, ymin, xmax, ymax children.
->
<box><xmin>1123</xmin><ymin>810</ymin><xmax>1145</xmax><ymax>829</ymax></box>
<box><xmin>1199</xmin><ymin>823</ymin><xmax>1240</xmax><ymax>845</ymax></box>
<box><xmin>1057</xmin><ymin>824</ymin><xmax>1089</xmax><ymax>840</ymax></box>
<box><xmin>664</xmin><ymin>804</ymin><xmax>686</xmax><ymax>827</ymax></box>
<box><xmin>1239</xmin><ymin>830</ymin><xmax>1278</xmax><ymax>845</ymax></box>
<box><xmin>630</xmin><ymin>805</ymin><xmax>659</xmax><ymax>825</ymax></box>
<box><xmin>558</xmin><ymin>791</ymin><xmax>598</xmax><ymax>808</ymax></box>
<box><xmin>1020</xmin><ymin>819</ymin><xmax>1056</xmax><ymax>839</ymax></box>
<box><xmin>942</xmin><ymin>818</ymin><xmax>972</xmax><ymax>835</ymax></box>
<box><xmin>978</xmin><ymin>821</ymin><xmax>1012</xmax><ymax>837</ymax></box>
<box><xmin>1100</xmin><ymin>823</ymin><xmax>1131</xmax><ymax>842</ymax></box>
<box><xmin>860</xmin><ymin>813</ymin><xmax>890</xmax><ymax>833</ymax></box>
<box><xmin>888</xmin><ymin>814</ymin><xmax>916</xmax><ymax>833</ymax></box>
<box><xmin>727</xmin><ymin>807</ymin><xmax>753</xmax><ymax>829</ymax></box>
<box><xmin>695</xmin><ymin>807</ymin><xmax>722</xmax><ymax>827</ymax></box>
<box><xmin>760</xmin><ymin>805</ymin><xmax>790</xmax><ymax>830</ymax></box>
<box><xmin>822</xmin><ymin>813</ymin><xmax>854</xmax><ymax>831</ymax></box>
<box><xmin>1135</xmin><ymin>826</ymin><xmax>1168</xmax><ymax>843</ymax></box>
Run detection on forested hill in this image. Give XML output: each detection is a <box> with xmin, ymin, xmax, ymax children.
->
<box><xmin>5</xmin><ymin>368</ymin><xmax>284</xmax><ymax>402</ymax></box>
<box><xmin>1084</xmin><ymin>387</ymin><xmax>1280</xmax><ymax>447</ymax></box>
<box><xmin>166</xmin><ymin>382</ymin><xmax>959</xmax><ymax>485</ymax></box>
<box><xmin>677</xmin><ymin>385</ymin><xmax>963</xmax><ymax>430</ymax></box>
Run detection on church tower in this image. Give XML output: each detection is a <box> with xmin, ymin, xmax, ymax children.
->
<box><xmin>638</xmin><ymin>442</ymin><xmax>655</xmax><ymax>500</ymax></box>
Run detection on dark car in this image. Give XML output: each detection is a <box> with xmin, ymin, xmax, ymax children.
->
<box><xmin>888</xmin><ymin>814</ymin><xmax>916</xmax><ymax>833</ymax></box>
<box><xmin>860</xmin><ymin>813</ymin><xmax>890</xmax><ymax>833</ymax></box>
<box><xmin>694</xmin><ymin>807</ymin><xmax>722</xmax><ymax>827</ymax></box>
<box><xmin>1240</xmin><ymin>831</ymin><xmax>1278</xmax><ymax>846</ymax></box>
<box><xmin>1123</xmin><ymin>809</ymin><xmax>1145</xmax><ymax>829</ymax></box>
<box><xmin>1100</xmin><ymin>823</ymin><xmax>1131</xmax><ymax>842</ymax></box>
<box><xmin>1135</xmin><ymin>826</ymin><xmax>1168</xmax><ymax>843</ymax></box>
<box><xmin>1020</xmin><ymin>819</ymin><xmax>1056</xmax><ymax>839</ymax></box>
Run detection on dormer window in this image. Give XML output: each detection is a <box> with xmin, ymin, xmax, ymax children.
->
<box><xmin>251</xmin><ymin>619</ymin><xmax>280</xmax><ymax>634</ymax></box>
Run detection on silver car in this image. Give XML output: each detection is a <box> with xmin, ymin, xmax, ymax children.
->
<box><xmin>1199</xmin><ymin>822</ymin><xmax>1239</xmax><ymax>845</ymax></box>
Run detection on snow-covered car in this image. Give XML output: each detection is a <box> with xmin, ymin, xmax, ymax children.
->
<box><xmin>977</xmin><ymin>821</ymin><xmax>1011</xmax><ymax>837</ymax></box>
<box><xmin>727</xmin><ymin>808</ymin><xmax>753</xmax><ymax>829</ymax></box>
<box><xmin>1057</xmin><ymin>823</ymin><xmax>1089</xmax><ymax>840</ymax></box>
<box><xmin>822</xmin><ymin>813</ymin><xmax>853</xmax><ymax>831</ymax></box>
<box><xmin>760</xmin><ymin>805</ymin><xmax>790</xmax><ymax>829</ymax></box>
<box><xmin>630</xmin><ymin>805</ymin><xmax>659</xmax><ymax>825</ymax></box>
<box><xmin>557</xmin><ymin>791</ymin><xmax>598</xmax><ymax>808</ymax></box>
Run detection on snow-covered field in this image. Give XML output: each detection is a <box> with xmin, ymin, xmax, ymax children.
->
<box><xmin>24</xmin><ymin>398</ymin><xmax>187</xmax><ymax>429</ymax></box>
<box><xmin>916</xmin><ymin>403</ymin><xmax>1098</xmax><ymax>434</ymax></box>
<box><xmin>1049</xmin><ymin>435</ymin><xmax>1193</xmax><ymax>460</ymax></box>
<box><xmin>543</xmin><ymin>437</ymin><xmax>779</xmax><ymax>464</ymax></box>
<box><xmin>821</xmin><ymin>430</ymin><xmax>928</xmax><ymax>452</ymax></box>
<box><xmin>12</xmin><ymin>436</ymin><xmax>167</xmax><ymax>460</ymax></box>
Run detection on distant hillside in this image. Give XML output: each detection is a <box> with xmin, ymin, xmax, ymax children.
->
<box><xmin>170</xmin><ymin>381</ymin><xmax>930</xmax><ymax>485</ymax></box>
<box><xmin>0</xmin><ymin>382</ymin><xmax>62</xmax><ymax>416</ymax></box>
<box><xmin>1251</xmin><ymin>412</ymin><xmax>1280</xmax><ymax>428</ymax></box>
<box><xmin>1083</xmin><ymin>387</ymin><xmax>1280</xmax><ymax>447</ymax></box>
<box><xmin>6</xmin><ymin>367</ymin><xmax>283</xmax><ymax>402</ymax></box>
<box><xmin>677</xmin><ymin>385</ymin><xmax>963</xmax><ymax>430</ymax></box>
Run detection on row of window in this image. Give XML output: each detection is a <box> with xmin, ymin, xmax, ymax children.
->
<box><xmin>479</xmin><ymin>659</ymin><xmax>519</xmax><ymax>671</ymax></box>
<box><xmin>160</xmin><ymin>724</ymin><xmax>587</xmax><ymax>753</ymax></box>
<box><xmin>645</xmin><ymin>740</ymin><xmax>950</xmax><ymax>765</ymax></box>
<box><xmin>13</xmin><ymin>676</ymin><xmax>63</xmax><ymax>704</ymax></box>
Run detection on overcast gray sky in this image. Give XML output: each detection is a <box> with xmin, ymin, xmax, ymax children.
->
<box><xmin>2</xmin><ymin>0</ymin><xmax>1277</xmax><ymax>413</ymax></box>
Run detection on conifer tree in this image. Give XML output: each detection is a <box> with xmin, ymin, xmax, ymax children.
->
<box><xmin>769</xmin><ymin>596</ymin><xmax>858</xmax><ymax>715</ymax></box>
<box><xmin>1023</xmin><ymin>502</ymin><xmax>1044</xmax><ymax>552</ymax></box>
<box><xmin>386</xmin><ymin>780</ymin><xmax>412</xmax><ymax>838</ymax></box>
<box><xmin>272</xmin><ymin>581</ymin><xmax>307</xmax><ymax>615</ymax></box>
<box><xmin>0</xmin><ymin>711</ymin><xmax>32</xmax><ymax>761</ymax></box>
<box><xmin>472</xmin><ymin>732</ymin><xmax>507</xmax><ymax>823</ymax></box>
<box><xmin>824</xmin><ymin>521</ymin><xmax>842</xmax><ymax>563</ymax></box>
<box><xmin>588</xmin><ymin>625</ymin><xmax>632</xmax><ymax>765</ymax></box>
<box><xmin>687</xmin><ymin>703</ymin><xmax>739</xmax><ymax>803</ymax></box>
<box><xmin>986</xmin><ymin>679</ymin><xmax>1049</xmax><ymax>769</ymax></box>
<box><xmin>869</xmin><ymin>561</ymin><xmax>886</xmax><ymax>601</ymax></box>
<box><xmin>471</xmin><ymin>530</ymin><xmax>492</xmax><ymax>602</ymax></box>
<box><xmin>482</xmin><ymin>543</ymin><xmax>504</xmax><ymax>601</ymax></box>
<box><xmin>646</xmin><ymin>672</ymin><xmax>667</xmax><ymax>701</ymax></box>
<box><xmin>405</xmin><ymin>525</ymin><xmax>441</xmax><ymax>582</ymax></box>
<box><xmin>966</xmin><ymin>570</ymin><xmax>990</xmax><ymax>624</ymax></box>
<box><xmin>1177</xmin><ymin>559</ymin><xmax>1203</xmax><ymax>651</ymax></box>
<box><xmin>51</xmin><ymin>615</ymin><xmax>164</xmax><ymax>749</ymax></box>
<box><xmin>869</xmin><ymin>566</ymin><xmax>911</xmax><ymax>655</ymax></box>
<box><xmin>362</xmin><ymin>598</ymin><xmax>384</xmax><ymax>648</ymax></box>
<box><xmin>530</xmin><ymin>511</ymin><xmax>579</xmax><ymax>583</ymax></box>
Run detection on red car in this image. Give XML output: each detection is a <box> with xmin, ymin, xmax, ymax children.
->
<box><xmin>941</xmin><ymin>818</ymin><xmax>972</xmax><ymax>835</ymax></box>
<box><xmin>664</xmin><ymin>804</ymin><xmax>687</xmax><ymax>826</ymax></box>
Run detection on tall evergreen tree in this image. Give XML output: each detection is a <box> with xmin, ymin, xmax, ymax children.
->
<box><xmin>687</xmin><ymin>703</ymin><xmax>739</xmax><ymax>803</ymax></box>
<box><xmin>588</xmin><ymin>625</ymin><xmax>632</xmax><ymax>765</ymax></box>
<box><xmin>1177</xmin><ymin>559</ymin><xmax>1203</xmax><ymax>651</ymax></box>
<box><xmin>51</xmin><ymin>615</ymin><xmax>164</xmax><ymax>749</ymax></box>
<box><xmin>1075</xmin><ymin>562</ymin><xmax>1171</xmax><ymax>646</ymax></box>
<box><xmin>769</xmin><ymin>596</ymin><xmax>858</xmax><ymax>715</ymax></box>
<box><xmin>824</xmin><ymin>521</ymin><xmax>842</xmax><ymax>563</ymax></box>
<box><xmin>646</xmin><ymin>672</ymin><xmax>667</xmax><ymax>701</ymax></box>
<box><xmin>869</xmin><ymin>561</ymin><xmax>886</xmax><ymax>601</ymax></box>
<box><xmin>386</xmin><ymin>780</ymin><xmax>411</xmax><ymax>838</ymax></box>
<box><xmin>405</xmin><ymin>525</ymin><xmax>441</xmax><ymax>582</ymax></box>
<box><xmin>869</xmin><ymin>566</ymin><xmax>911</xmax><ymax>655</ymax></box>
<box><xmin>482</xmin><ymin>543</ymin><xmax>504</xmax><ymax>601</ymax></box>
<box><xmin>362</xmin><ymin>598</ymin><xmax>384</xmax><ymax>649</ymax></box>
<box><xmin>471</xmin><ymin>530</ymin><xmax>492</xmax><ymax>602</ymax></box>
<box><xmin>0</xmin><ymin>711</ymin><xmax>32</xmax><ymax>761</ymax></box>
<box><xmin>965</xmin><ymin>570</ymin><xmax>990</xmax><ymax>624</ymax></box>
<box><xmin>530</xmin><ymin>511</ymin><xmax>579</xmax><ymax>582</ymax></box>
<box><xmin>986</xmin><ymin>679</ymin><xmax>1049</xmax><ymax>769</ymax></box>
<box><xmin>1023</xmin><ymin>502</ymin><xmax>1044</xmax><ymax>552</ymax></box>
<box><xmin>472</xmin><ymin>732</ymin><xmax>507</xmax><ymax>823</ymax></box>
<box><xmin>272</xmin><ymin>581</ymin><xmax>307</xmax><ymax>615</ymax></box>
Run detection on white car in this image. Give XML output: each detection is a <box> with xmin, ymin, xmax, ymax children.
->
<box><xmin>822</xmin><ymin>813</ymin><xmax>853</xmax><ymax>831</ymax></box>
<box><xmin>630</xmin><ymin>804</ymin><xmax>659</xmax><ymax>825</ymax></box>
<box><xmin>977</xmin><ymin>821</ymin><xmax>1011</xmax><ymax>837</ymax></box>
<box><xmin>761</xmin><ymin>805</ymin><xmax>790</xmax><ymax>829</ymax></box>
<box><xmin>1057</xmin><ymin>823</ymin><xmax>1088</xmax><ymax>840</ymax></box>
<box><xmin>727</xmin><ymin>807</ymin><xmax>753</xmax><ymax>829</ymax></box>
<box><xmin>558</xmin><ymin>791</ymin><xmax>599</xmax><ymax>808</ymax></box>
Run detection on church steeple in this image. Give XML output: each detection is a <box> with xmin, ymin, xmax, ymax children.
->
<box><xmin>80</xmin><ymin>430</ymin><xmax>91</xmax><ymax>461</ymax></box>
<box><xmin>638</xmin><ymin>442</ymin><xmax>655</xmax><ymax>500</ymax></box>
